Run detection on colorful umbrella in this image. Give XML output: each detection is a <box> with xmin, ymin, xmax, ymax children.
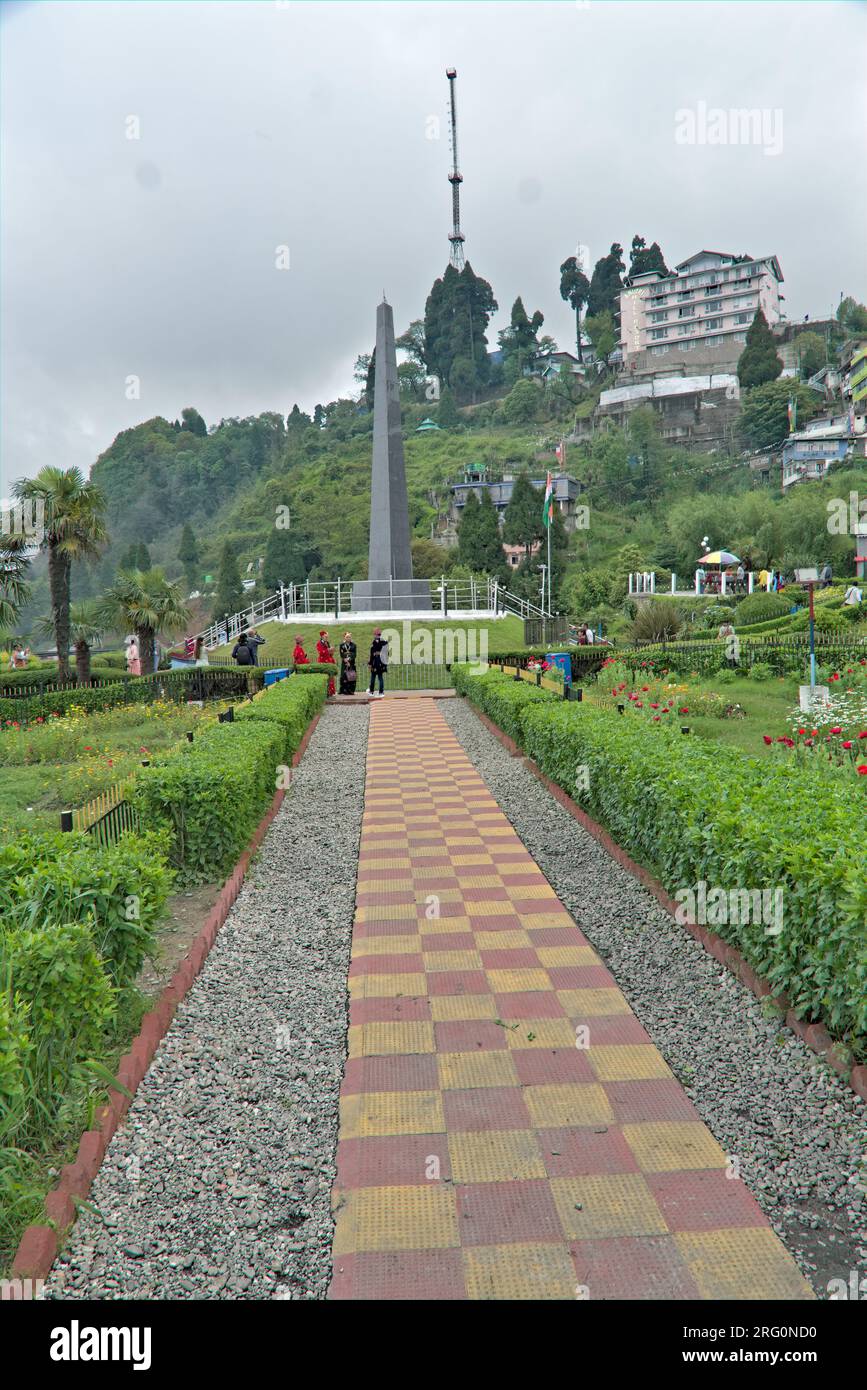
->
<box><xmin>699</xmin><ymin>550</ymin><xmax>741</xmax><ymax>567</ymax></box>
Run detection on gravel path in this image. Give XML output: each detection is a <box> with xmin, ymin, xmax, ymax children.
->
<box><xmin>46</xmin><ymin>705</ymin><xmax>368</xmax><ymax>1301</ymax></box>
<box><xmin>439</xmin><ymin>697</ymin><xmax>867</xmax><ymax>1299</ymax></box>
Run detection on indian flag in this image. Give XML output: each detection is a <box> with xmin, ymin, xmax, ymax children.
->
<box><xmin>542</xmin><ymin>471</ymin><xmax>554</xmax><ymax>528</ymax></box>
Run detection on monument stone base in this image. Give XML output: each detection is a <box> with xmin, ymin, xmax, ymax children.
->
<box><xmin>351</xmin><ymin>579</ymin><xmax>433</xmax><ymax>613</ymax></box>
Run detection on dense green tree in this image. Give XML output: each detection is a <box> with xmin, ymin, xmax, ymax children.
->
<box><xmin>738</xmin><ymin>379</ymin><xmax>820</xmax><ymax>450</ymax></box>
<box><xmin>13</xmin><ymin>466</ymin><xmax>107</xmax><ymax>680</ymax></box>
<box><xmin>559</xmin><ymin>257</ymin><xmax>591</xmax><ymax>361</ymax></box>
<box><xmin>262</xmin><ymin>527</ymin><xmax>307</xmax><ymax>590</ymax></box>
<box><xmin>837</xmin><ymin>296</ymin><xmax>867</xmax><ymax>335</ymax></box>
<box><xmin>410</xmin><ymin>538</ymin><xmax>447</xmax><ymax>579</ymax></box>
<box><xmin>178</xmin><ymin>523</ymin><xmax>200</xmax><ymax>588</ymax></box>
<box><xmin>792</xmin><ymin>331</ymin><xmax>827</xmax><ymax>379</ymax></box>
<box><xmin>313</xmin><ymin>404</ymin><xmax>326</xmax><ymax>428</ymax></box>
<box><xmin>423</xmin><ymin>262</ymin><xmax>497</xmax><ymax>402</ymax></box>
<box><xmin>628</xmin><ymin>235</ymin><xmax>670</xmax><ymax>279</ymax></box>
<box><xmin>180</xmin><ymin>406</ymin><xmax>207</xmax><ymax>437</ymax></box>
<box><xmin>498</xmin><ymin>379</ymin><xmax>540</xmax><ymax>424</ymax></box>
<box><xmin>475</xmin><ymin>490</ymin><xmax>507</xmax><ymax>578</ymax></box>
<box><xmin>37</xmin><ymin>600</ymin><xmax>104</xmax><ymax>685</ymax></box>
<box><xmin>737</xmin><ymin>309</ymin><xmax>783</xmax><ymax>389</ymax></box>
<box><xmin>584</xmin><ymin>310</ymin><xmax>617</xmax><ymax>366</ymax></box>
<box><xmin>498</xmin><ymin>297</ymin><xmax>545</xmax><ymax>381</ymax></box>
<box><xmin>286</xmin><ymin>404</ymin><xmax>311</xmax><ymax>430</ymax></box>
<box><xmin>212</xmin><ymin>542</ymin><xmax>244</xmax><ymax>621</ymax></box>
<box><xmin>0</xmin><ymin>532</ymin><xmax>30</xmax><ymax>634</ymax></box>
<box><xmin>457</xmin><ymin>491</ymin><xmax>482</xmax><ymax>567</ymax></box>
<box><xmin>587</xmin><ymin>243</ymin><xmax>625</xmax><ymax>319</ymax></box>
<box><xmin>437</xmin><ymin>387</ymin><xmax>460</xmax><ymax>430</ymax></box>
<box><xmin>502</xmin><ymin>471</ymin><xmax>544</xmax><ymax>558</ymax></box>
<box><xmin>135</xmin><ymin>541</ymin><xmax>152</xmax><ymax>571</ymax></box>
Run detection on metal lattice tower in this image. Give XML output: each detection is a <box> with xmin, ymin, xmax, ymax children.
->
<box><xmin>446</xmin><ymin>68</ymin><xmax>465</xmax><ymax>270</ymax></box>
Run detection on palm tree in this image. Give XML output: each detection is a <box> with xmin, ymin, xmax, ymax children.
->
<box><xmin>13</xmin><ymin>467</ymin><xmax>107</xmax><ymax>681</ymax></box>
<box><xmin>96</xmin><ymin>569</ymin><xmax>189</xmax><ymax>676</ymax></box>
<box><xmin>37</xmin><ymin>600</ymin><xmax>104</xmax><ymax>685</ymax></box>
<box><xmin>0</xmin><ymin>531</ymin><xmax>31</xmax><ymax>634</ymax></box>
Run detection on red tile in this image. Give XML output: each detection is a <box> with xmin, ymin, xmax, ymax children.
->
<box><xmin>349</xmin><ymin>997</ymin><xmax>432</xmax><ymax>1025</ymax></box>
<box><xmin>647</xmin><ymin>1169</ymin><xmax>768</xmax><ymax>1231</ymax></box>
<box><xmin>493</xmin><ymin>991</ymin><xmax>566</xmax><ymax>1019</ymax></box>
<box><xmin>355</xmin><ymin>891</ymin><xmax>416</xmax><ymax>907</ymax></box>
<box><xmin>434</xmin><ymin>1020</ymin><xmax>509</xmax><ymax>1052</ymax></box>
<box><xmin>443</xmin><ymin>1086</ymin><xmax>532</xmax><ymax>1132</ymax></box>
<box><xmin>606</xmin><ymin>1079</ymin><xmax>701</xmax><ymax>1124</ymax></box>
<box><xmin>465</xmin><ymin>912</ymin><xmax>525</xmax><ymax>930</ymax></box>
<box><xmin>426</xmin><ymin>970</ymin><xmax>490</xmax><ymax>997</ymax></box>
<box><xmin>330</xmin><ymin>1250</ymin><xmax>467</xmax><ymax>1300</ymax></box>
<box><xmin>342</xmin><ymin>1055</ymin><xmax>440</xmax><ymax>1094</ymax></box>
<box><xmin>423</xmin><ymin>933</ymin><xmax>478</xmax><ymax>954</ymax></box>
<box><xmin>511</xmin><ymin>1048</ymin><xmax>597</xmax><ymax>1086</ymax></box>
<box><xmin>547</xmin><ymin>964</ymin><xmax>618</xmax><ymax>990</ymax></box>
<box><xmin>579</xmin><ymin>1015</ymin><xmax>654</xmax><ymax>1046</ymax></box>
<box><xmin>529</xmin><ymin>926</ymin><xmax>591</xmax><ymax>948</ymax></box>
<box><xmin>456</xmin><ymin>1181</ymin><xmax>564</xmax><ymax>1246</ymax></box>
<box><xmin>353</xmin><ymin>920</ymin><xmax>423</xmax><ymax>939</ymax></box>
<box><xmin>334</xmin><ymin>1135</ymin><xmax>451</xmax><ymax>1188</ymax></box>
<box><xmin>479</xmin><ymin>947</ymin><xmax>543</xmax><ymax>970</ymax></box>
<box><xmin>572</xmin><ymin>1236</ymin><xmax>700</xmax><ymax>1300</ymax></box>
<box><xmin>537</xmin><ymin>1125</ymin><xmax>640</xmax><ymax>1176</ymax></box>
<box><xmin>350</xmin><ymin>954</ymin><xmax>426</xmax><ymax>976</ymax></box>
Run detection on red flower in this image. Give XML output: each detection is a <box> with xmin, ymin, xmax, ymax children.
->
<box><xmin>679</xmin><ymin>706</ymin><xmax>689</xmax><ymax>714</ymax></box>
<box><xmin>763</xmin><ymin>735</ymin><xmax>772</xmax><ymax>745</ymax></box>
<box><xmin>776</xmin><ymin>737</ymin><xmax>788</xmax><ymax>743</ymax></box>
<box><xmin>635</xmin><ymin>700</ymin><xmax>643</xmax><ymax>708</ymax></box>
<box><xmin>830</xmin><ymin>673</ymin><xmax>840</xmax><ymax>681</ymax></box>
<box><xmin>797</xmin><ymin>727</ymin><xmax>806</xmax><ymax>735</ymax></box>
<box><xmin>641</xmin><ymin>685</ymin><xmax>649</xmax><ymax>691</ymax></box>
<box><xmin>830</xmin><ymin>726</ymin><xmax>842</xmax><ymax>735</ymax></box>
<box><xmin>859</xmin><ymin>731</ymin><xmax>867</xmax><ymax>739</ymax></box>
<box><xmin>805</xmin><ymin>738</ymin><xmax>814</xmax><ymax>747</ymax></box>
<box><xmin>858</xmin><ymin>766</ymin><xmax>867</xmax><ymax>776</ymax></box>
<box><xmin>843</xmin><ymin>741</ymin><xmax>853</xmax><ymax>750</ymax></box>
<box><xmin>652</xmin><ymin>715</ymin><xmax>660</xmax><ymax>721</ymax></box>
<box><xmin>650</xmin><ymin>702</ymin><xmax>659</xmax><ymax>709</ymax></box>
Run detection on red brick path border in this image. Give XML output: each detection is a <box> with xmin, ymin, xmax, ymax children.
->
<box><xmin>469</xmin><ymin>704</ymin><xmax>867</xmax><ymax>1105</ymax></box>
<box><xmin>10</xmin><ymin>711</ymin><xmax>323</xmax><ymax>1283</ymax></box>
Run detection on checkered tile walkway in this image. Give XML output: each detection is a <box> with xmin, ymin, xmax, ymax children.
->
<box><xmin>328</xmin><ymin>700</ymin><xmax>812</xmax><ymax>1300</ymax></box>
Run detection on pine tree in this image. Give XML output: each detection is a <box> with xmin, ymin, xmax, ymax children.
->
<box><xmin>263</xmin><ymin>528</ymin><xmax>307</xmax><ymax>591</ymax></box>
<box><xmin>178</xmin><ymin>523</ymin><xmax>199</xmax><ymax>588</ymax></box>
<box><xmin>135</xmin><ymin>541</ymin><xmax>152</xmax><ymax>571</ymax></box>
<box><xmin>213</xmin><ymin>542</ymin><xmax>244</xmax><ymax>621</ymax></box>
<box><xmin>559</xmin><ymin>257</ymin><xmax>591</xmax><ymax>361</ymax></box>
<box><xmin>503</xmin><ymin>471</ymin><xmax>544</xmax><ymax>558</ymax></box>
<box><xmin>737</xmin><ymin>309</ymin><xmax>783</xmax><ymax>390</ymax></box>
<box><xmin>587</xmin><ymin>244</ymin><xmax>625</xmax><ymax>319</ymax></box>
<box><xmin>476</xmin><ymin>490</ymin><xmax>506</xmax><ymax>578</ymax></box>
<box><xmin>438</xmin><ymin>388</ymin><xmax>459</xmax><ymax>430</ymax></box>
<box><xmin>457</xmin><ymin>492</ymin><xmax>481</xmax><ymax>566</ymax></box>
<box><xmin>628</xmin><ymin>235</ymin><xmax>670</xmax><ymax>279</ymax></box>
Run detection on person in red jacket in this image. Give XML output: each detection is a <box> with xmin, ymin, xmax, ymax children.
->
<box><xmin>293</xmin><ymin>636</ymin><xmax>310</xmax><ymax>666</ymax></box>
<box><xmin>316</xmin><ymin>629</ymin><xmax>336</xmax><ymax>696</ymax></box>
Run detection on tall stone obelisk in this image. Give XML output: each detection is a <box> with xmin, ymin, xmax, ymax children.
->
<box><xmin>351</xmin><ymin>299</ymin><xmax>432</xmax><ymax>612</ymax></box>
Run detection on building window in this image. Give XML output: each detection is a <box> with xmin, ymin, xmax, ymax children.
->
<box><xmin>705</xmin><ymin>318</ymin><xmax>723</xmax><ymax>330</ymax></box>
<box><xmin>650</xmin><ymin>329</ymin><xmax>668</xmax><ymax>340</ymax></box>
<box><xmin>704</xmin><ymin>301</ymin><xmax>722</xmax><ymax>315</ymax></box>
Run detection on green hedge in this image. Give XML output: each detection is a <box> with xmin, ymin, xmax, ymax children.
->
<box><xmin>454</xmin><ymin>668</ymin><xmax>866</xmax><ymax>1054</ymax></box>
<box><xmin>130</xmin><ymin>674</ymin><xmax>327</xmax><ymax>878</ymax></box>
<box><xmin>0</xmin><ymin>666</ymin><xmax>130</xmax><ymax>692</ymax></box>
<box><xmin>0</xmin><ymin>667</ymin><xmax>263</xmax><ymax>726</ymax></box>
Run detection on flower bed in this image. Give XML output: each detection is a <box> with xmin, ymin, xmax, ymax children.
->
<box><xmin>452</xmin><ymin>666</ymin><xmax>866</xmax><ymax>1056</ymax></box>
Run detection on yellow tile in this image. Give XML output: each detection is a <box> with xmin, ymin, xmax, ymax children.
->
<box><xmin>550</xmin><ymin>1174</ymin><xmax>668</xmax><ymax>1239</ymax></box>
<box><xmin>359</xmin><ymin>837</ymin><xmax>407</xmax><ymax>849</ymax></box>
<box><xmin>339</xmin><ymin>1090</ymin><xmax>446</xmax><ymax>1139</ymax></box>
<box><xmin>523</xmin><ymin>1083</ymin><xmax>614</xmax><ymax>1128</ymax></box>
<box><xmin>358</xmin><ymin>878</ymin><xmax>414</xmax><ymax>893</ymax></box>
<box><xmin>504</xmin><ymin>1018</ymin><xmax>577</xmax><ymax>1050</ymax></box>
<box><xmin>475</xmin><ymin>930</ymin><xmax>532</xmax><ymax>950</ymax></box>
<box><xmin>588</xmin><ymin>1045</ymin><xmax>674</xmax><ymax>1082</ymax></box>
<box><xmin>522</xmin><ymin>911</ymin><xmax>577</xmax><ymax>929</ymax></box>
<box><xmin>556</xmin><ymin>988</ymin><xmax>631</xmax><ymax>1017</ymax></box>
<box><xmin>451</xmin><ymin>875</ymin><xmax>503</xmax><ymax>888</ymax></box>
<box><xmin>356</xmin><ymin>904</ymin><xmax>418</xmax><ymax>923</ymax></box>
<box><xmin>361</xmin><ymin>857</ymin><xmax>413</xmax><ymax>870</ymax></box>
<box><xmin>466</xmin><ymin>902</ymin><xmax>524</xmax><ymax>919</ymax></box>
<box><xmin>451</xmin><ymin>856</ymin><xmax>496</xmax><ymax>868</ymax></box>
<box><xmin>483</xmin><ymin>826</ymin><xmax>521</xmax><ymax>839</ymax></box>
<box><xmin>503</xmin><ymin>883</ymin><xmax>559</xmax><ymax>900</ymax></box>
<box><xmin>430</xmin><ymin>994</ymin><xmax>499</xmax><ymax>1022</ymax></box>
<box><xmin>423</xmin><ymin>949</ymin><xmax>483</xmax><ymax>972</ymax></box>
<box><xmin>332</xmin><ymin>1185</ymin><xmax>460</xmax><ymax>1255</ymax></box>
<box><xmin>347</xmin><ymin>1024</ymin><xmax>363</xmax><ymax>1058</ymax></box>
<box><xmin>486</xmin><ymin>968</ymin><xmax>552</xmax><ymax>994</ymax></box>
<box><xmin>448</xmin><ymin>1130</ymin><xmax>546</xmax><ymax>1183</ymax></box>
<box><xmin>675</xmin><ymin>1228</ymin><xmax>814</xmax><ymax>1300</ymax></box>
<box><xmin>535</xmin><ymin>945</ymin><xmax>598</xmax><ymax>969</ymax></box>
<box><xmin>360</xmin><ymin>1021</ymin><xmax>436</xmax><ymax>1056</ymax></box>
<box><xmin>348</xmin><ymin>972</ymin><xmax>427</xmax><ymax>999</ymax></box>
<box><xmin>354</xmin><ymin>934</ymin><xmax>422</xmax><ymax>956</ymax></box>
<box><xmin>437</xmin><ymin>1050</ymin><xmax>519</xmax><ymax>1089</ymax></box>
<box><xmin>623</xmin><ymin>1122</ymin><xmax>728</xmax><ymax>1172</ymax></box>
<box><xmin>463</xmin><ymin>1243</ymin><xmax>577</xmax><ymax>1300</ymax></box>
<box><xmin>419</xmin><ymin>917</ymin><xmax>474</xmax><ymax>936</ymax></box>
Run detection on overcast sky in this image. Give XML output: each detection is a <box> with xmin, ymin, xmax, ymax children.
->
<box><xmin>2</xmin><ymin>0</ymin><xmax>865</xmax><ymax>491</ymax></box>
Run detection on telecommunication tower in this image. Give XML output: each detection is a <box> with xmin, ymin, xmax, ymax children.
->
<box><xmin>445</xmin><ymin>68</ymin><xmax>465</xmax><ymax>270</ymax></box>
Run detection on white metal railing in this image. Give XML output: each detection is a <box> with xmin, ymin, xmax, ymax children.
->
<box><xmin>197</xmin><ymin>577</ymin><xmax>548</xmax><ymax>649</ymax></box>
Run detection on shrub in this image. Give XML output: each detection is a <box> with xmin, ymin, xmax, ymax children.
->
<box><xmin>1</xmin><ymin>921</ymin><xmax>116</xmax><ymax>1089</ymax></box>
<box><xmin>455</xmin><ymin>670</ymin><xmax>866</xmax><ymax>1052</ymax></box>
<box><xmin>630</xmin><ymin>601</ymin><xmax>685</xmax><ymax>643</ymax></box>
<box><xmin>451</xmin><ymin>664</ymin><xmax>556</xmax><ymax>743</ymax></box>
<box><xmin>234</xmin><ymin>673</ymin><xmax>327</xmax><ymax>759</ymax></box>
<box><xmin>0</xmin><ymin>990</ymin><xmax>31</xmax><ymax>1112</ymax></box>
<box><xmin>0</xmin><ymin>831</ymin><xmax>174</xmax><ymax>986</ymax></box>
<box><xmin>748</xmin><ymin>662</ymin><xmax>774</xmax><ymax>682</ymax></box>
<box><xmin>734</xmin><ymin>591</ymin><xmax>791</xmax><ymax>625</ymax></box>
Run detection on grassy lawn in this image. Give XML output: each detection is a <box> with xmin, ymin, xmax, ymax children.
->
<box><xmin>211</xmin><ymin>614</ymin><xmax>527</xmax><ymax>666</ymax></box>
<box><xmin>0</xmin><ymin>700</ymin><xmax>225</xmax><ymax>839</ymax></box>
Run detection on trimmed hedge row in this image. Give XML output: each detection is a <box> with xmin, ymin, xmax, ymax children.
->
<box><xmin>0</xmin><ymin>665</ymin><xmax>128</xmax><ymax>692</ymax></box>
<box><xmin>130</xmin><ymin>673</ymin><xmax>328</xmax><ymax>879</ymax></box>
<box><xmin>0</xmin><ymin>666</ymin><xmax>264</xmax><ymax>725</ymax></box>
<box><xmin>453</xmin><ymin>667</ymin><xmax>866</xmax><ymax>1055</ymax></box>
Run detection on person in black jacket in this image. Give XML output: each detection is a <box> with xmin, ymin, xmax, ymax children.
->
<box><xmin>247</xmin><ymin>628</ymin><xmax>265</xmax><ymax>664</ymax></box>
<box><xmin>232</xmin><ymin>632</ymin><xmax>255</xmax><ymax>666</ymax></box>
<box><xmin>368</xmin><ymin>629</ymin><xmax>388</xmax><ymax>697</ymax></box>
<box><xmin>339</xmin><ymin>632</ymin><xmax>357</xmax><ymax>695</ymax></box>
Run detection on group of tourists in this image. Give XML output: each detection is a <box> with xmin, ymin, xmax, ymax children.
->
<box><xmin>291</xmin><ymin>628</ymin><xmax>389</xmax><ymax>697</ymax></box>
<box><xmin>7</xmin><ymin>643</ymin><xmax>31</xmax><ymax>670</ymax></box>
<box><xmin>229</xmin><ymin>628</ymin><xmax>266</xmax><ymax>666</ymax></box>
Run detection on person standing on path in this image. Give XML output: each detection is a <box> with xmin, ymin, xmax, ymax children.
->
<box><xmin>247</xmin><ymin>628</ymin><xmax>265</xmax><ymax>664</ymax></box>
<box><xmin>231</xmin><ymin>631</ymin><xmax>255</xmax><ymax>665</ymax></box>
<box><xmin>339</xmin><ymin>631</ymin><xmax>357</xmax><ymax>695</ymax></box>
<box><xmin>368</xmin><ymin>628</ymin><xmax>388</xmax><ymax>698</ymax></box>
<box><xmin>316</xmin><ymin>629</ymin><xmax>336</xmax><ymax>697</ymax></box>
<box><xmin>126</xmin><ymin>636</ymin><xmax>141</xmax><ymax>676</ymax></box>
